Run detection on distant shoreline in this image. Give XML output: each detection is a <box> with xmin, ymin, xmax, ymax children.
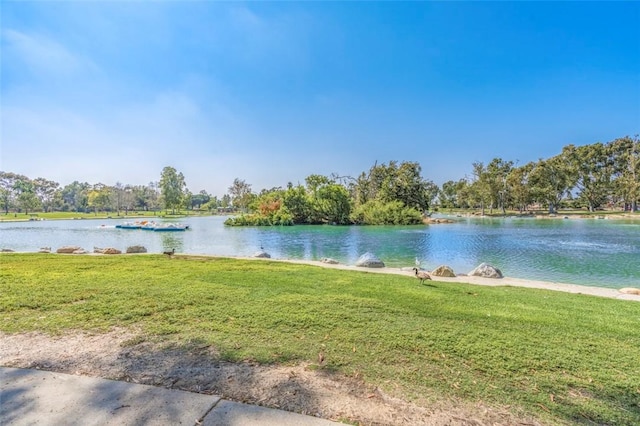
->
<box><xmin>442</xmin><ymin>212</ymin><xmax>640</xmax><ymax>220</ymax></box>
<box><xmin>1</xmin><ymin>211</ymin><xmax>639</xmax><ymax>224</ymax></box>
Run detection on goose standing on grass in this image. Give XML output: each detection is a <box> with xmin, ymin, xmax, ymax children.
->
<box><xmin>412</xmin><ymin>267</ymin><xmax>431</xmax><ymax>284</ymax></box>
<box><xmin>163</xmin><ymin>248</ymin><xmax>175</xmax><ymax>256</ymax></box>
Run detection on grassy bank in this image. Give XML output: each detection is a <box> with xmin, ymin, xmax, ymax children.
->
<box><xmin>0</xmin><ymin>211</ymin><xmax>214</xmax><ymax>222</ymax></box>
<box><xmin>1</xmin><ymin>254</ymin><xmax>638</xmax><ymax>425</ymax></box>
<box><xmin>437</xmin><ymin>208</ymin><xmax>640</xmax><ymax>218</ymax></box>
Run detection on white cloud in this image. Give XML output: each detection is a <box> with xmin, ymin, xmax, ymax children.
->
<box><xmin>2</xmin><ymin>29</ymin><xmax>98</xmax><ymax>76</ymax></box>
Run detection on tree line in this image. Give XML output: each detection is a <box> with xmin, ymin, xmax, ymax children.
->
<box><xmin>227</xmin><ymin>135</ymin><xmax>639</xmax><ymax>225</ymax></box>
<box><xmin>0</xmin><ymin>166</ymin><xmax>231</xmax><ymax>216</ymax></box>
<box><xmin>440</xmin><ymin>135</ymin><xmax>639</xmax><ymax>214</ymax></box>
<box><xmin>1</xmin><ymin>136</ymin><xmax>638</xmax><ymax>223</ymax></box>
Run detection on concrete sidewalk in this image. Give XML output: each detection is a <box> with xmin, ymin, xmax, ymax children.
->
<box><xmin>0</xmin><ymin>367</ymin><xmax>340</xmax><ymax>425</ymax></box>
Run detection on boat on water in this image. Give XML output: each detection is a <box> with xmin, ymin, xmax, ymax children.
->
<box><xmin>152</xmin><ymin>223</ymin><xmax>189</xmax><ymax>232</ymax></box>
<box><xmin>116</xmin><ymin>220</ymin><xmax>189</xmax><ymax>231</ymax></box>
<box><xmin>141</xmin><ymin>222</ymin><xmax>157</xmax><ymax>231</ymax></box>
<box><xmin>115</xmin><ymin>221</ymin><xmax>143</xmax><ymax>229</ymax></box>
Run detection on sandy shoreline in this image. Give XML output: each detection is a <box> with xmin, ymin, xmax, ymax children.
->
<box><xmin>220</xmin><ymin>255</ymin><xmax>640</xmax><ymax>302</ymax></box>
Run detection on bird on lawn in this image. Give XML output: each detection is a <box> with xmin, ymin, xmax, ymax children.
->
<box><xmin>412</xmin><ymin>267</ymin><xmax>431</xmax><ymax>284</ymax></box>
<box><xmin>163</xmin><ymin>248</ymin><xmax>175</xmax><ymax>256</ymax></box>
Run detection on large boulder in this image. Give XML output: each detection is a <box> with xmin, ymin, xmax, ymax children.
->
<box><xmin>102</xmin><ymin>247</ymin><xmax>122</xmax><ymax>255</ymax></box>
<box><xmin>57</xmin><ymin>246</ymin><xmax>81</xmax><ymax>254</ymax></box>
<box><xmin>431</xmin><ymin>265</ymin><xmax>456</xmax><ymax>277</ymax></box>
<box><xmin>469</xmin><ymin>263</ymin><xmax>503</xmax><ymax>279</ymax></box>
<box><xmin>126</xmin><ymin>245</ymin><xmax>147</xmax><ymax>254</ymax></box>
<box><xmin>253</xmin><ymin>250</ymin><xmax>271</xmax><ymax>258</ymax></box>
<box><xmin>355</xmin><ymin>252</ymin><xmax>385</xmax><ymax>268</ymax></box>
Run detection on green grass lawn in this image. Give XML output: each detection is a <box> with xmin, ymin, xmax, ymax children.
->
<box><xmin>0</xmin><ymin>211</ymin><xmax>221</xmax><ymax>222</ymax></box>
<box><xmin>1</xmin><ymin>254</ymin><xmax>638</xmax><ymax>425</ymax></box>
<box><xmin>0</xmin><ymin>211</ymin><xmax>157</xmax><ymax>221</ymax></box>
<box><xmin>438</xmin><ymin>207</ymin><xmax>640</xmax><ymax>218</ymax></box>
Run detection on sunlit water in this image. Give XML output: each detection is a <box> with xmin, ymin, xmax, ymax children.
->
<box><xmin>1</xmin><ymin>215</ymin><xmax>639</xmax><ymax>288</ymax></box>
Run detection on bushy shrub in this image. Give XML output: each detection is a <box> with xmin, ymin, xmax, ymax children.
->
<box><xmin>224</xmin><ymin>211</ymin><xmax>293</xmax><ymax>226</ymax></box>
<box><xmin>351</xmin><ymin>200</ymin><xmax>423</xmax><ymax>225</ymax></box>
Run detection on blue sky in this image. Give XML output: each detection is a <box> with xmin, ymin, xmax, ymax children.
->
<box><xmin>2</xmin><ymin>1</ymin><xmax>638</xmax><ymax>197</ymax></box>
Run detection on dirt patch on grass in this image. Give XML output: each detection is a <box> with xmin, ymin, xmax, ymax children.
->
<box><xmin>1</xmin><ymin>330</ymin><xmax>541</xmax><ymax>425</ymax></box>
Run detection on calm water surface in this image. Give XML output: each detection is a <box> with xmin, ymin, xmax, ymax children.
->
<box><xmin>1</xmin><ymin>215</ymin><xmax>638</xmax><ymax>288</ymax></box>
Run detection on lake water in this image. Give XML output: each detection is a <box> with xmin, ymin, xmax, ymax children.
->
<box><xmin>1</xmin><ymin>215</ymin><xmax>639</xmax><ymax>289</ymax></box>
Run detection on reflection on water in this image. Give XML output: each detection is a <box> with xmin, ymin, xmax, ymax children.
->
<box><xmin>159</xmin><ymin>233</ymin><xmax>184</xmax><ymax>253</ymax></box>
<box><xmin>0</xmin><ymin>215</ymin><xmax>639</xmax><ymax>288</ymax></box>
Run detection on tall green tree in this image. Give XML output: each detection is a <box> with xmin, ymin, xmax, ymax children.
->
<box><xmin>147</xmin><ymin>181</ymin><xmax>161</xmax><ymax>212</ymax></box>
<box><xmin>14</xmin><ymin>178</ymin><xmax>41</xmax><ymax>214</ymax></box>
<box><xmin>506</xmin><ymin>163</ymin><xmax>534</xmax><ymax>213</ymax></box>
<box><xmin>424</xmin><ymin>181</ymin><xmax>440</xmax><ymax>210</ymax></box>
<box><xmin>307</xmin><ymin>178</ymin><xmax>352</xmax><ymax>225</ymax></box>
<box><xmin>60</xmin><ymin>181</ymin><xmax>90</xmax><ymax>212</ymax></box>
<box><xmin>486</xmin><ymin>158</ymin><xmax>513</xmax><ymax>214</ymax></box>
<box><xmin>112</xmin><ymin>182</ymin><xmax>136</xmax><ymax>215</ymax></box>
<box><xmin>453</xmin><ymin>179</ymin><xmax>475</xmax><ymax>209</ymax></box>
<box><xmin>0</xmin><ymin>172</ymin><xmax>28</xmax><ymax>214</ymax></box>
<box><xmin>353</xmin><ymin>161</ymin><xmax>433</xmax><ymax>212</ymax></box>
<box><xmin>610</xmin><ymin>136</ymin><xmax>640</xmax><ymax>211</ymax></box>
<box><xmin>470</xmin><ymin>162</ymin><xmax>491</xmax><ymax>215</ymax></box>
<box><xmin>159</xmin><ymin>166</ymin><xmax>187</xmax><ymax>214</ymax></box>
<box><xmin>191</xmin><ymin>190</ymin><xmax>211</xmax><ymax>209</ymax></box>
<box><xmin>87</xmin><ymin>184</ymin><xmax>112</xmax><ymax>215</ymax></box>
<box><xmin>220</xmin><ymin>194</ymin><xmax>231</xmax><ymax>208</ymax></box>
<box><xmin>564</xmin><ymin>143</ymin><xmax>612</xmax><ymax>212</ymax></box>
<box><xmin>529</xmin><ymin>155</ymin><xmax>575</xmax><ymax>213</ymax></box>
<box><xmin>228</xmin><ymin>178</ymin><xmax>254</xmax><ymax>212</ymax></box>
<box><xmin>121</xmin><ymin>185</ymin><xmax>135</xmax><ymax>215</ymax></box>
<box><xmin>439</xmin><ymin>180</ymin><xmax>458</xmax><ymax>209</ymax></box>
<box><xmin>283</xmin><ymin>183</ymin><xmax>311</xmax><ymax>223</ymax></box>
<box><xmin>32</xmin><ymin>178</ymin><xmax>60</xmax><ymax>213</ymax></box>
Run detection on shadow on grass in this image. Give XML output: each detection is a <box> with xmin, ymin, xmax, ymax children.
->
<box><xmin>5</xmin><ymin>335</ymin><xmax>639</xmax><ymax>425</ymax></box>
<box><xmin>7</xmin><ymin>337</ymin><xmax>339</xmax><ymax>421</ymax></box>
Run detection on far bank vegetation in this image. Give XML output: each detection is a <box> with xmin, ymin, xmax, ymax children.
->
<box><xmin>1</xmin><ymin>136</ymin><xmax>638</xmax><ymax>225</ymax></box>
